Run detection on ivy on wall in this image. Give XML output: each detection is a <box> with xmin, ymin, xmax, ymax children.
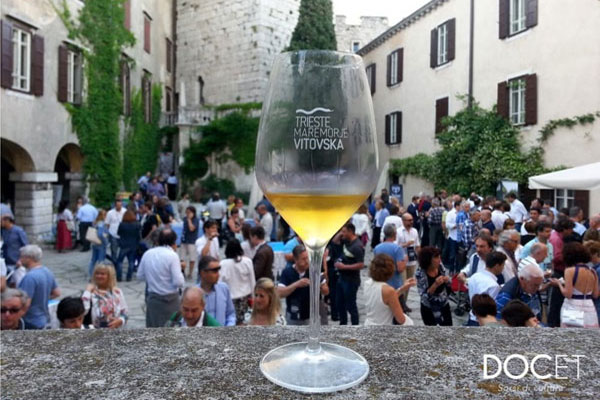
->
<box><xmin>57</xmin><ymin>0</ymin><xmax>135</xmax><ymax>207</ymax></box>
<box><xmin>180</xmin><ymin>108</ymin><xmax>260</xmax><ymax>186</ymax></box>
<box><xmin>538</xmin><ymin>111</ymin><xmax>599</xmax><ymax>144</ymax></box>
<box><xmin>390</xmin><ymin>101</ymin><xmax>547</xmax><ymax>196</ymax></box>
<box><xmin>122</xmin><ymin>85</ymin><xmax>163</xmax><ymax>191</ymax></box>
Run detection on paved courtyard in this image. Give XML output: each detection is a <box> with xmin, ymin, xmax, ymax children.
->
<box><xmin>42</xmin><ymin>244</ymin><xmax>468</xmax><ymax>329</ymax></box>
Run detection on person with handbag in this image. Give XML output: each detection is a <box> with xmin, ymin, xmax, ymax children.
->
<box><xmin>88</xmin><ymin>209</ymin><xmax>108</xmax><ymax>278</ymax></box>
<box><xmin>552</xmin><ymin>242</ymin><xmax>599</xmax><ymax>328</ymax></box>
<box><xmin>56</xmin><ymin>200</ymin><xmax>73</xmax><ymax>253</ymax></box>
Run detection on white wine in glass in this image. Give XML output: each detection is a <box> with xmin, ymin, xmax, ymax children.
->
<box><xmin>256</xmin><ymin>50</ymin><xmax>379</xmax><ymax>393</ymax></box>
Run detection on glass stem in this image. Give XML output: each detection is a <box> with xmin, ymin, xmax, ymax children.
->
<box><xmin>306</xmin><ymin>246</ymin><xmax>325</xmax><ymax>354</ymax></box>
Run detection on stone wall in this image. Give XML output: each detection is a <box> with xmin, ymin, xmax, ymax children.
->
<box><xmin>176</xmin><ymin>0</ymin><xmax>300</xmax><ymax>106</ymax></box>
<box><xmin>335</xmin><ymin>15</ymin><xmax>389</xmax><ymax>53</ymax></box>
<box><xmin>1</xmin><ymin>327</ymin><xmax>598</xmax><ymax>399</ymax></box>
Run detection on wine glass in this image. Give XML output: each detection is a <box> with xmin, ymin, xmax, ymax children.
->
<box><xmin>255</xmin><ymin>50</ymin><xmax>379</xmax><ymax>393</ymax></box>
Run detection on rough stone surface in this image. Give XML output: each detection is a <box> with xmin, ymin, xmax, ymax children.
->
<box><xmin>1</xmin><ymin>327</ymin><xmax>598</xmax><ymax>399</ymax></box>
<box><xmin>335</xmin><ymin>15</ymin><xmax>389</xmax><ymax>54</ymax></box>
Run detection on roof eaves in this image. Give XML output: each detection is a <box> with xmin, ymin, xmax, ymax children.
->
<box><xmin>357</xmin><ymin>0</ymin><xmax>449</xmax><ymax>56</ymax></box>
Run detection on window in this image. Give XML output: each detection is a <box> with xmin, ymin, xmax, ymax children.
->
<box><xmin>166</xmin><ymin>38</ymin><xmax>173</xmax><ymax>73</ymax></box>
<box><xmin>430</xmin><ymin>19</ymin><xmax>455</xmax><ymax>68</ymax></box>
<box><xmin>386</xmin><ymin>48</ymin><xmax>403</xmax><ymax>87</ymax></box>
<box><xmin>58</xmin><ymin>45</ymin><xmax>83</xmax><ymax>104</ymax></box>
<box><xmin>142</xmin><ymin>73</ymin><xmax>152</xmax><ymax>122</ymax></box>
<box><xmin>497</xmin><ymin>74</ymin><xmax>537</xmax><ymax>126</ymax></box>
<box><xmin>499</xmin><ymin>0</ymin><xmax>537</xmax><ymax>39</ymax></box>
<box><xmin>11</xmin><ymin>26</ymin><xmax>31</xmax><ymax>91</ymax></box>
<box><xmin>385</xmin><ymin>111</ymin><xmax>402</xmax><ymax>145</ymax></box>
<box><xmin>555</xmin><ymin>189</ymin><xmax>574</xmax><ymax>210</ymax></box>
<box><xmin>437</xmin><ymin>24</ymin><xmax>447</xmax><ymax>66</ymax></box>
<box><xmin>435</xmin><ymin>97</ymin><xmax>449</xmax><ymax>134</ymax></box>
<box><xmin>120</xmin><ymin>59</ymin><xmax>131</xmax><ymax>115</ymax></box>
<box><xmin>66</xmin><ymin>49</ymin><xmax>83</xmax><ymax>104</ymax></box>
<box><xmin>365</xmin><ymin>64</ymin><xmax>376</xmax><ymax>95</ymax></box>
<box><xmin>352</xmin><ymin>41</ymin><xmax>360</xmax><ymax>53</ymax></box>
<box><xmin>198</xmin><ymin>76</ymin><xmax>205</xmax><ymax>105</ymax></box>
<box><xmin>510</xmin><ymin>0</ymin><xmax>526</xmax><ymax>35</ymax></box>
<box><xmin>165</xmin><ymin>86</ymin><xmax>172</xmax><ymax>112</ymax></box>
<box><xmin>143</xmin><ymin>13</ymin><xmax>151</xmax><ymax>54</ymax></box>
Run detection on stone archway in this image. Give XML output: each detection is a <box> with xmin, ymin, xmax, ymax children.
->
<box><xmin>54</xmin><ymin>143</ymin><xmax>85</xmax><ymax>206</ymax></box>
<box><xmin>1</xmin><ymin>138</ymin><xmax>36</xmax><ymax>209</ymax></box>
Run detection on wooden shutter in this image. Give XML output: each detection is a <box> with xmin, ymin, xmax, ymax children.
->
<box><xmin>574</xmin><ymin>190</ymin><xmax>589</xmax><ymax>218</ymax></box>
<box><xmin>525</xmin><ymin>73</ymin><xmax>537</xmax><ymax>125</ymax></box>
<box><xmin>430</xmin><ymin>28</ymin><xmax>438</xmax><ymax>68</ymax></box>
<box><xmin>1</xmin><ymin>20</ymin><xmax>14</xmax><ymax>88</ymax></box>
<box><xmin>435</xmin><ymin>97</ymin><xmax>449</xmax><ymax>134</ymax></box>
<box><xmin>497</xmin><ymin>81</ymin><xmax>509</xmax><ymax>119</ymax></box>
<box><xmin>31</xmin><ymin>35</ymin><xmax>44</xmax><ymax>96</ymax></box>
<box><xmin>396</xmin><ymin>112</ymin><xmax>402</xmax><ymax>144</ymax></box>
<box><xmin>124</xmin><ymin>62</ymin><xmax>131</xmax><ymax>116</ymax></box>
<box><xmin>369</xmin><ymin>64</ymin><xmax>376</xmax><ymax>95</ymax></box>
<box><xmin>526</xmin><ymin>0</ymin><xmax>538</xmax><ymax>28</ymax></box>
<box><xmin>447</xmin><ymin>19</ymin><xmax>456</xmax><ymax>61</ymax></box>
<box><xmin>57</xmin><ymin>45</ymin><xmax>68</xmax><ymax>102</ymax></box>
<box><xmin>397</xmin><ymin>48</ymin><xmax>404</xmax><ymax>83</ymax></box>
<box><xmin>144</xmin><ymin>16</ymin><xmax>151</xmax><ymax>53</ymax></box>
<box><xmin>386</xmin><ymin>53</ymin><xmax>392</xmax><ymax>86</ymax></box>
<box><xmin>73</xmin><ymin>52</ymin><xmax>83</xmax><ymax>105</ymax></box>
<box><xmin>166</xmin><ymin>86</ymin><xmax>172</xmax><ymax>112</ymax></box>
<box><xmin>124</xmin><ymin>0</ymin><xmax>131</xmax><ymax>30</ymax></box>
<box><xmin>385</xmin><ymin>114</ymin><xmax>391</xmax><ymax>145</ymax></box>
<box><xmin>499</xmin><ymin>0</ymin><xmax>509</xmax><ymax>39</ymax></box>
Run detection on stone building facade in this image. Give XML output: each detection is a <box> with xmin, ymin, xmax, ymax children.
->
<box><xmin>1</xmin><ymin>0</ymin><xmax>174</xmax><ymax>240</ymax></box>
<box><xmin>335</xmin><ymin>15</ymin><xmax>388</xmax><ymax>54</ymax></box>
<box><xmin>359</xmin><ymin>0</ymin><xmax>600</xmax><ymax>215</ymax></box>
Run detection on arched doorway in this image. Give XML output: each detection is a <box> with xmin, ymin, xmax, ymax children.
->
<box><xmin>1</xmin><ymin>138</ymin><xmax>35</xmax><ymax>211</ymax></box>
<box><xmin>53</xmin><ymin>143</ymin><xmax>84</xmax><ymax>206</ymax></box>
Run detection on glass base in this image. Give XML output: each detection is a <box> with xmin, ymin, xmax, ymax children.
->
<box><xmin>259</xmin><ymin>342</ymin><xmax>369</xmax><ymax>393</ymax></box>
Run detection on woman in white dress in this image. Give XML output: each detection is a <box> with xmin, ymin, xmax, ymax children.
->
<box><xmin>364</xmin><ymin>254</ymin><xmax>416</xmax><ymax>326</ymax></box>
<box><xmin>219</xmin><ymin>239</ymin><xmax>255</xmax><ymax>324</ymax></box>
<box><xmin>351</xmin><ymin>204</ymin><xmax>371</xmax><ymax>247</ymax></box>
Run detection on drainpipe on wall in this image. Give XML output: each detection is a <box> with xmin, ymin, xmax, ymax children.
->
<box><xmin>468</xmin><ymin>0</ymin><xmax>474</xmax><ymax>108</ymax></box>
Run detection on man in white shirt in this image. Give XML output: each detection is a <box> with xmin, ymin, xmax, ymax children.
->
<box><xmin>397</xmin><ymin>213</ymin><xmax>420</xmax><ymax>302</ymax></box>
<box><xmin>466</xmin><ymin>251</ymin><xmax>506</xmax><ymax>326</ymax></box>
<box><xmin>444</xmin><ymin>201</ymin><xmax>460</xmax><ymax>272</ymax></box>
<box><xmin>496</xmin><ymin>229</ymin><xmax>521</xmax><ymax>283</ymax></box>
<box><xmin>105</xmin><ymin>198</ymin><xmax>126</xmax><ymax>259</ymax></box>
<box><xmin>491</xmin><ymin>201</ymin><xmax>509</xmax><ymax>231</ymax></box>
<box><xmin>506</xmin><ymin>192</ymin><xmax>528</xmax><ymax>232</ymax></box>
<box><xmin>255</xmin><ymin>204</ymin><xmax>273</xmax><ymax>242</ymax></box>
<box><xmin>457</xmin><ymin>235</ymin><xmax>494</xmax><ymax>283</ymax></box>
<box><xmin>380</xmin><ymin>205</ymin><xmax>403</xmax><ymax>241</ymax></box>
<box><xmin>195</xmin><ymin>220</ymin><xmax>220</xmax><ymax>260</ymax></box>
<box><xmin>137</xmin><ymin>229</ymin><xmax>185</xmax><ymax>327</ymax></box>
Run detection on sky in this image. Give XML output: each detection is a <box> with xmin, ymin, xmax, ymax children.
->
<box><xmin>332</xmin><ymin>0</ymin><xmax>431</xmax><ymax>25</ymax></box>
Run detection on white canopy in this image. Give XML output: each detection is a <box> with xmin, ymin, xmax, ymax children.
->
<box><xmin>528</xmin><ymin>162</ymin><xmax>600</xmax><ymax>191</ymax></box>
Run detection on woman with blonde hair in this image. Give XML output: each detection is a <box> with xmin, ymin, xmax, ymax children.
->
<box><xmin>82</xmin><ymin>261</ymin><xmax>128</xmax><ymax>329</ymax></box>
<box><xmin>245</xmin><ymin>278</ymin><xmax>286</xmax><ymax>326</ymax></box>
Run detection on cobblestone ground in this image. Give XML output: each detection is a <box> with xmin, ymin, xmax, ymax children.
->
<box><xmin>42</xmin><ymin>244</ymin><xmax>467</xmax><ymax>329</ymax></box>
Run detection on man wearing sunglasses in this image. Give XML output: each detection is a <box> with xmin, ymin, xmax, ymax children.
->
<box><xmin>1</xmin><ymin>288</ymin><xmax>29</xmax><ymax>330</ymax></box>
<box><xmin>197</xmin><ymin>256</ymin><xmax>236</xmax><ymax>326</ymax></box>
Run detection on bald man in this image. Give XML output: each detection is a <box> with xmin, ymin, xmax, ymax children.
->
<box><xmin>165</xmin><ymin>287</ymin><xmax>220</xmax><ymax>327</ymax></box>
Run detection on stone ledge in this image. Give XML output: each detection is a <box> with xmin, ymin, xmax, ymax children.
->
<box><xmin>1</xmin><ymin>327</ymin><xmax>598</xmax><ymax>399</ymax></box>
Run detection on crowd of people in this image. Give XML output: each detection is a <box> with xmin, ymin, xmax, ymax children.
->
<box><xmin>2</xmin><ymin>181</ymin><xmax>599</xmax><ymax>331</ymax></box>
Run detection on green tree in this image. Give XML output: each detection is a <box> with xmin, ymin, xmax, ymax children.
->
<box><xmin>287</xmin><ymin>0</ymin><xmax>337</xmax><ymax>51</ymax></box>
<box><xmin>389</xmin><ymin>101</ymin><xmax>547</xmax><ymax>195</ymax></box>
<box><xmin>57</xmin><ymin>0</ymin><xmax>135</xmax><ymax>207</ymax></box>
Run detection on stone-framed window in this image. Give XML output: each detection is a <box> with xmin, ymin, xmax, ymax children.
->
<box><xmin>430</xmin><ymin>19</ymin><xmax>455</xmax><ymax>68</ymax></box>
<box><xmin>385</xmin><ymin>111</ymin><xmax>402</xmax><ymax>145</ymax></box>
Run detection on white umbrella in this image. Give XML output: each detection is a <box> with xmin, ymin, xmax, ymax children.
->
<box><xmin>528</xmin><ymin>162</ymin><xmax>600</xmax><ymax>191</ymax></box>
